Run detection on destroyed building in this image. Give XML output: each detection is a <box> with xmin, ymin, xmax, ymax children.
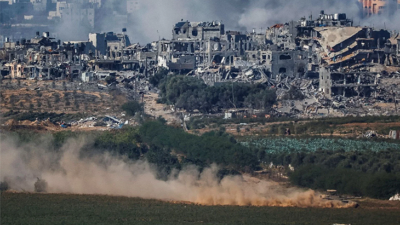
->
<box><xmin>2</xmin><ymin>9</ymin><xmax>400</xmax><ymax>118</ymax></box>
<box><xmin>260</xmin><ymin>10</ymin><xmax>399</xmax><ymax>102</ymax></box>
<box><xmin>264</xmin><ymin>50</ymin><xmax>308</xmax><ymax>80</ymax></box>
<box><xmin>1</xmin><ymin>31</ymin><xmax>84</xmax><ymax>80</ymax></box>
<box><xmin>89</xmin><ymin>29</ymin><xmax>131</xmax><ymax>58</ymax></box>
<box><xmin>314</xmin><ymin>27</ymin><xmax>390</xmax><ymax>69</ymax></box>
<box><xmin>172</xmin><ymin>20</ymin><xmax>225</xmax><ymax>41</ymax></box>
<box><xmin>158</xmin><ymin>21</ymin><xmax>246</xmax><ymax>73</ymax></box>
<box><xmin>319</xmin><ymin>67</ymin><xmax>379</xmax><ymax>97</ymax></box>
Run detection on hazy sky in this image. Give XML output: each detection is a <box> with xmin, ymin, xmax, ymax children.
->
<box><xmin>53</xmin><ymin>0</ymin><xmax>400</xmax><ymax>43</ymax></box>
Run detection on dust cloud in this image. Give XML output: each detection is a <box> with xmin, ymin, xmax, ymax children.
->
<box><xmin>0</xmin><ymin>135</ymin><xmax>353</xmax><ymax>208</ymax></box>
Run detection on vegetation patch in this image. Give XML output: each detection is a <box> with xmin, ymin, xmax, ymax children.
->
<box><xmin>157</xmin><ymin>75</ymin><xmax>276</xmax><ymax>112</ymax></box>
<box><xmin>244</xmin><ymin>137</ymin><xmax>400</xmax><ymax>153</ymax></box>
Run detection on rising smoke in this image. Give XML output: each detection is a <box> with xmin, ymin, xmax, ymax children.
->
<box><xmin>108</xmin><ymin>0</ymin><xmax>399</xmax><ymax>43</ymax></box>
<box><xmin>121</xmin><ymin>0</ymin><xmax>362</xmax><ymax>43</ymax></box>
<box><xmin>0</xmin><ymin>135</ymin><xmax>354</xmax><ymax>208</ymax></box>
<box><xmin>16</xmin><ymin>1</ymin><xmax>399</xmax><ymax>44</ymax></box>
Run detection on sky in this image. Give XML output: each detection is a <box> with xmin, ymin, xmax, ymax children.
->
<box><xmin>40</xmin><ymin>0</ymin><xmax>400</xmax><ymax>43</ymax></box>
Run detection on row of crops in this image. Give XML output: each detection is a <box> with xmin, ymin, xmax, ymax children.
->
<box><xmin>242</xmin><ymin>137</ymin><xmax>400</xmax><ymax>153</ymax></box>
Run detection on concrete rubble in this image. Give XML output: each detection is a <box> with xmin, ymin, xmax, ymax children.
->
<box><xmin>1</xmin><ymin>10</ymin><xmax>400</xmax><ymax>119</ymax></box>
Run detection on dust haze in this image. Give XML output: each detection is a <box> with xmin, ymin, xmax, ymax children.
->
<box><xmin>0</xmin><ymin>135</ymin><xmax>353</xmax><ymax>208</ymax></box>
<box><xmin>109</xmin><ymin>0</ymin><xmax>363</xmax><ymax>43</ymax></box>
<box><xmin>43</xmin><ymin>0</ymin><xmax>400</xmax><ymax>43</ymax></box>
<box><xmin>90</xmin><ymin>0</ymin><xmax>398</xmax><ymax>44</ymax></box>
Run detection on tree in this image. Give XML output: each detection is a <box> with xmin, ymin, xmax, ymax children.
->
<box><xmin>149</xmin><ymin>68</ymin><xmax>169</xmax><ymax>87</ymax></box>
<box><xmin>122</xmin><ymin>101</ymin><xmax>143</xmax><ymax>116</ymax></box>
<box><xmin>157</xmin><ymin>116</ymin><xmax>167</xmax><ymax>124</ymax></box>
<box><xmin>158</xmin><ymin>75</ymin><xmax>277</xmax><ymax>113</ymax></box>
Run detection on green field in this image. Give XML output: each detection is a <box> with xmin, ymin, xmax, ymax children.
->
<box><xmin>243</xmin><ymin>138</ymin><xmax>400</xmax><ymax>153</ymax></box>
<box><xmin>1</xmin><ymin>192</ymin><xmax>400</xmax><ymax>225</ymax></box>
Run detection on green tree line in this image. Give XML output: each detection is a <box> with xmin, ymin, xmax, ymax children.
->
<box><xmin>289</xmin><ymin>165</ymin><xmax>400</xmax><ymax>199</ymax></box>
<box><xmin>157</xmin><ymin>75</ymin><xmax>276</xmax><ymax>113</ymax></box>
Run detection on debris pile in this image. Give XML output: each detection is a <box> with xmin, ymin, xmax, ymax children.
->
<box><xmin>1</xmin><ymin>10</ymin><xmax>400</xmax><ymax>119</ymax></box>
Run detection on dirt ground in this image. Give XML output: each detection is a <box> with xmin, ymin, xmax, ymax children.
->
<box><xmin>143</xmin><ymin>92</ymin><xmax>179</xmax><ymax>124</ymax></box>
<box><xmin>0</xmin><ymin>79</ymin><xmax>126</xmax><ymax>116</ymax></box>
<box><xmin>189</xmin><ymin>120</ymin><xmax>400</xmax><ymax>138</ymax></box>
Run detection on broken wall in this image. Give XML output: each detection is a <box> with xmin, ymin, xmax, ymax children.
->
<box><xmin>270</xmin><ymin>50</ymin><xmax>308</xmax><ymax>79</ymax></box>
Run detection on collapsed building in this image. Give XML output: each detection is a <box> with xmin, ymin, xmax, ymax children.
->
<box><xmin>1</xmin><ymin>31</ymin><xmax>72</xmax><ymax>80</ymax></box>
<box><xmin>155</xmin><ymin>11</ymin><xmax>400</xmax><ymax>117</ymax></box>
<box><xmin>1</xmin><ymin>10</ymin><xmax>400</xmax><ymax>117</ymax></box>
<box><xmin>156</xmin><ymin>11</ymin><xmax>391</xmax><ymax>88</ymax></box>
<box><xmin>157</xmin><ymin>20</ymin><xmax>246</xmax><ymax>73</ymax></box>
<box><xmin>1</xmin><ymin>29</ymin><xmax>144</xmax><ymax>81</ymax></box>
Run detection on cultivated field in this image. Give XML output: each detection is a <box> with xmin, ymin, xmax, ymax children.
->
<box><xmin>0</xmin><ymin>79</ymin><xmax>127</xmax><ymax>115</ymax></box>
<box><xmin>1</xmin><ymin>192</ymin><xmax>400</xmax><ymax>225</ymax></box>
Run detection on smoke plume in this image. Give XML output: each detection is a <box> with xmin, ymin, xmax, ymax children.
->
<box><xmin>6</xmin><ymin>0</ymin><xmax>399</xmax><ymax>44</ymax></box>
<box><xmin>0</xmin><ymin>135</ymin><xmax>353</xmax><ymax>208</ymax></box>
<box><xmin>121</xmin><ymin>0</ymin><xmax>362</xmax><ymax>43</ymax></box>
<box><xmin>116</xmin><ymin>0</ymin><xmax>398</xmax><ymax>43</ymax></box>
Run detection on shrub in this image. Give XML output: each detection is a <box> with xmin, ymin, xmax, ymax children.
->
<box><xmin>289</xmin><ymin>165</ymin><xmax>400</xmax><ymax>199</ymax></box>
<box><xmin>149</xmin><ymin>68</ymin><xmax>169</xmax><ymax>87</ymax></box>
<box><xmin>122</xmin><ymin>101</ymin><xmax>143</xmax><ymax>116</ymax></box>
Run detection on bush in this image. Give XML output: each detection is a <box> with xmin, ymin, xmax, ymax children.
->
<box><xmin>149</xmin><ymin>68</ymin><xmax>169</xmax><ymax>87</ymax></box>
<box><xmin>289</xmin><ymin>165</ymin><xmax>400</xmax><ymax>199</ymax></box>
<box><xmin>122</xmin><ymin>101</ymin><xmax>143</xmax><ymax>116</ymax></box>
<box><xmin>158</xmin><ymin>75</ymin><xmax>277</xmax><ymax>112</ymax></box>
<box><xmin>139</xmin><ymin>121</ymin><xmax>259</xmax><ymax>170</ymax></box>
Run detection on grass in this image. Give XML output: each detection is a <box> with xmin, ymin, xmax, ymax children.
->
<box><xmin>1</xmin><ymin>192</ymin><xmax>400</xmax><ymax>225</ymax></box>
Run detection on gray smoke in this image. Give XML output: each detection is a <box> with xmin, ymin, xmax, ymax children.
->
<box><xmin>99</xmin><ymin>0</ymin><xmax>400</xmax><ymax>44</ymax></box>
<box><xmin>124</xmin><ymin>0</ymin><xmax>362</xmax><ymax>43</ymax></box>
<box><xmin>3</xmin><ymin>1</ymin><xmax>399</xmax><ymax>44</ymax></box>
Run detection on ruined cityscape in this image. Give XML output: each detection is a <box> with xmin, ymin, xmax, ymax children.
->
<box><xmin>1</xmin><ymin>1</ymin><xmax>400</xmax><ymax>122</ymax></box>
<box><xmin>1</xmin><ymin>1</ymin><xmax>400</xmax><ymax>225</ymax></box>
